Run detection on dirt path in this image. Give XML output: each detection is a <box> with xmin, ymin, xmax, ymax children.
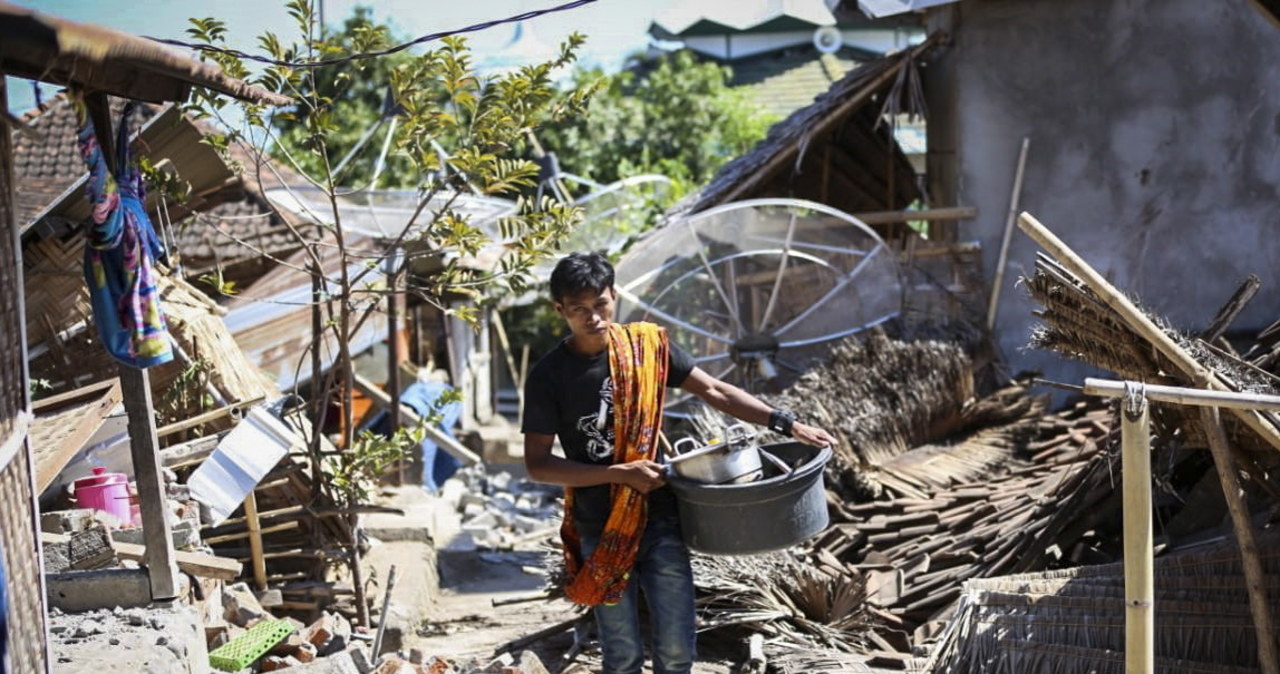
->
<box><xmin>403</xmin><ymin>546</ymin><xmax>738</xmax><ymax>673</ymax></box>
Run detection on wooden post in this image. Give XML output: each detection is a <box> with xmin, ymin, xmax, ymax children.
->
<box><xmin>1200</xmin><ymin>406</ymin><xmax>1280</xmax><ymax>674</ymax></box>
<box><xmin>243</xmin><ymin>491</ymin><xmax>267</xmax><ymax>591</ymax></box>
<box><xmin>1120</xmin><ymin>388</ymin><xmax>1154</xmax><ymax>674</ymax></box>
<box><xmin>986</xmin><ymin>137</ymin><xmax>1030</xmax><ymax>330</ymax></box>
<box><xmin>1082</xmin><ymin>377</ymin><xmax>1280</xmax><ymax>673</ymax></box>
<box><xmin>118</xmin><ymin>365</ymin><xmax>179</xmax><ymax>600</ymax></box>
<box><xmin>1018</xmin><ymin>212</ymin><xmax>1280</xmax><ymax>452</ymax></box>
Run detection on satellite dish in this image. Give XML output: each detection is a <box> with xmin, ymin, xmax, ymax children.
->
<box><xmin>613</xmin><ymin>198</ymin><xmax>902</xmax><ymax>414</ymax></box>
<box><xmin>813</xmin><ymin>26</ymin><xmax>843</xmax><ymax>54</ymax></box>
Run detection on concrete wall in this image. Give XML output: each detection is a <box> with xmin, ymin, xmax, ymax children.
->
<box><xmin>933</xmin><ymin>0</ymin><xmax>1280</xmax><ymax>384</ymax></box>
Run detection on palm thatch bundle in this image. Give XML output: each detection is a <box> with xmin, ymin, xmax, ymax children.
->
<box><xmin>1023</xmin><ymin>253</ymin><xmax>1280</xmax><ymax>459</ymax></box>
<box><xmin>691</xmin><ymin>551</ymin><xmax>875</xmax><ymax>653</ymax></box>
<box><xmin>926</xmin><ymin>532</ymin><xmax>1280</xmax><ymax>673</ymax></box>
<box><xmin>723</xmin><ymin>328</ymin><xmax>1022</xmax><ymax>498</ymax></box>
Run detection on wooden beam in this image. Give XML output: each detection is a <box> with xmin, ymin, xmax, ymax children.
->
<box><xmin>118</xmin><ymin>365</ymin><xmax>179</xmax><ymax>600</ymax></box>
<box><xmin>1018</xmin><ymin>212</ymin><xmax>1280</xmax><ymax>453</ymax></box>
<box><xmin>1200</xmin><ymin>406</ymin><xmax>1280</xmax><ymax>674</ymax></box>
<box><xmin>1248</xmin><ymin>0</ymin><xmax>1280</xmax><ymax>32</ymax></box>
<box><xmin>351</xmin><ymin>373</ymin><xmax>481</xmax><ymax>466</ymax></box>
<box><xmin>851</xmin><ymin>206</ymin><xmax>977</xmax><ymax>226</ymax></box>
<box><xmin>41</xmin><ymin>531</ymin><xmax>241</xmax><ymax>581</ymax></box>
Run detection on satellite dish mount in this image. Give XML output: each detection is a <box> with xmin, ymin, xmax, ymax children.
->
<box><xmin>813</xmin><ymin>26</ymin><xmax>843</xmax><ymax>54</ymax></box>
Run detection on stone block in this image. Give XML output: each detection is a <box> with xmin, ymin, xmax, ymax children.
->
<box><xmin>41</xmin><ymin>508</ymin><xmax>98</xmax><ymax>534</ymax></box>
<box><xmin>256</xmin><ymin>588</ymin><xmax>285</xmax><ymax>609</ymax></box>
<box><xmin>46</xmin><ymin>568</ymin><xmax>151</xmax><ymax>611</ymax></box>
<box><xmin>68</xmin><ymin>526</ymin><xmax>118</xmax><ymax>570</ymax></box>
<box><xmin>222</xmin><ymin>582</ymin><xmax>268</xmax><ymax>626</ymax></box>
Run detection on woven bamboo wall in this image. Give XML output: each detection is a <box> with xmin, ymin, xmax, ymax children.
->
<box><xmin>22</xmin><ymin>230</ymin><xmax>91</xmax><ymax>351</ymax></box>
<box><xmin>0</xmin><ymin>451</ymin><xmax>48</xmax><ymax>674</ymax></box>
<box><xmin>2</xmin><ymin>82</ymin><xmax>50</xmax><ymax>673</ymax></box>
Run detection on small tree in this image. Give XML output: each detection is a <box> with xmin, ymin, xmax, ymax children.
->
<box><xmin>185</xmin><ymin>0</ymin><xmax>592</xmax><ymax>624</ymax></box>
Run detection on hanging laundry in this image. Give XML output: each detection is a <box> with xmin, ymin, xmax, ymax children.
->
<box><xmin>74</xmin><ymin>94</ymin><xmax>173</xmax><ymax>368</ymax></box>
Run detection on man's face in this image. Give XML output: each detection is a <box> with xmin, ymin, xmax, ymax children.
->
<box><xmin>555</xmin><ymin>287</ymin><xmax>617</xmax><ymax>341</ymax></box>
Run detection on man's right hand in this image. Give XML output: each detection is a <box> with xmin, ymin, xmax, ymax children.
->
<box><xmin>609</xmin><ymin>460</ymin><xmax>668</xmax><ymax>493</ymax></box>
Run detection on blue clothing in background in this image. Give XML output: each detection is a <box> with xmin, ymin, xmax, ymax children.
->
<box><xmin>362</xmin><ymin>381</ymin><xmax>463</xmax><ymax>491</ymax></box>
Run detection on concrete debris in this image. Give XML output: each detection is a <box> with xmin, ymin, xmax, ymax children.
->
<box><xmin>440</xmin><ymin>466</ymin><xmax>561</xmax><ymax>551</ymax></box>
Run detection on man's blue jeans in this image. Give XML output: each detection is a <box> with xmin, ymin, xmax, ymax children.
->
<box><xmin>579</xmin><ymin>514</ymin><xmax>696</xmax><ymax>674</ymax></box>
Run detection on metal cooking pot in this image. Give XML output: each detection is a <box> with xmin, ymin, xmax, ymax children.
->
<box><xmin>665</xmin><ymin>423</ymin><xmax>762</xmax><ymax>485</ymax></box>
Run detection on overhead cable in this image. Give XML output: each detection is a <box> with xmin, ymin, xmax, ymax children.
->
<box><xmin>147</xmin><ymin>0</ymin><xmax>595</xmax><ymax>69</ymax></box>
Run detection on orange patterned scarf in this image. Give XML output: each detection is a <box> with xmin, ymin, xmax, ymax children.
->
<box><xmin>561</xmin><ymin>322</ymin><xmax>670</xmax><ymax>606</ymax></box>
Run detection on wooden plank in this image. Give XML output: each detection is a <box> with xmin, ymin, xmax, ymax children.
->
<box><xmin>41</xmin><ymin>531</ymin><xmax>241</xmax><ymax>581</ymax></box>
<box><xmin>34</xmin><ymin>378</ymin><xmax>122</xmax><ymax>493</ymax></box>
<box><xmin>351</xmin><ymin>373</ymin><xmax>481</xmax><ymax>465</ymax></box>
<box><xmin>118</xmin><ymin>366</ymin><xmax>179</xmax><ymax>600</ymax></box>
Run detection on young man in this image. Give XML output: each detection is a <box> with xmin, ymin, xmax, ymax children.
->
<box><xmin>521</xmin><ymin>252</ymin><xmax>836</xmax><ymax>674</ymax></box>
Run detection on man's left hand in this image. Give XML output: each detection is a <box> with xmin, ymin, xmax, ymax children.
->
<box><xmin>792</xmin><ymin>422</ymin><xmax>836</xmax><ymax>448</ymax></box>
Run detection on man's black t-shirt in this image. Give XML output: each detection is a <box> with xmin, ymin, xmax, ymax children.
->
<box><xmin>521</xmin><ymin>331</ymin><xmax>695</xmax><ymax>537</ymax></box>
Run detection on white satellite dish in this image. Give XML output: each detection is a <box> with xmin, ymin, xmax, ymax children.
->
<box><xmin>813</xmin><ymin>26</ymin><xmax>843</xmax><ymax>54</ymax></box>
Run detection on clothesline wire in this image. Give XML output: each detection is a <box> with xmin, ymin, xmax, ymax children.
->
<box><xmin>145</xmin><ymin>0</ymin><xmax>596</xmax><ymax>69</ymax></box>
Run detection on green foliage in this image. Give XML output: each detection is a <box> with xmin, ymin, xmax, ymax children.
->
<box><xmin>540</xmin><ymin>50</ymin><xmax>777</xmax><ymax>196</ymax></box>
<box><xmin>184</xmin><ymin>2</ymin><xmax>592</xmax><ymax>490</ymax></box>
<box><xmin>156</xmin><ymin>357</ymin><xmax>215</xmax><ymax>430</ymax></box>
<box><xmin>269</xmin><ymin>6</ymin><xmax>418</xmax><ymax>188</ymax></box>
<box><xmin>326</xmin><ymin>427</ymin><xmax>420</xmax><ymax>506</ymax></box>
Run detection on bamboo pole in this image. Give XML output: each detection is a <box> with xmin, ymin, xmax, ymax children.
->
<box><xmin>1199</xmin><ymin>406</ymin><xmax>1280</xmax><ymax>674</ymax></box>
<box><xmin>851</xmin><ymin>205</ymin><xmax>976</xmax><ymax>225</ymax></box>
<box><xmin>1084</xmin><ymin>378</ymin><xmax>1280</xmax><ymax>412</ymax></box>
<box><xmin>1120</xmin><ymin>391</ymin><xmax>1154</xmax><ymax>674</ymax></box>
<box><xmin>1017</xmin><ymin>212</ymin><xmax>1280</xmax><ymax>452</ymax></box>
<box><xmin>244</xmin><ymin>491</ymin><xmax>267</xmax><ymax>591</ymax></box>
<box><xmin>986</xmin><ymin>138</ymin><xmax>1030</xmax><ymax>330</ymax></box>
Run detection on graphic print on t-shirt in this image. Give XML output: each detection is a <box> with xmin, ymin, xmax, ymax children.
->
<box><xmin>575</xmin><ymin>377</ymin><xmax>614</xmax><ymax>462</ymax></box>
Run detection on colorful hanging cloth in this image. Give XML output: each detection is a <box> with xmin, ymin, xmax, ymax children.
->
<box><xmin>74</xmin><ymin>94</ymin><xmax>173</xmax><ymax>368</ymax></box>
<box><xmin>560</xmin><ymin>322</ymin><xmax>670</xmax><ymax>606</ymax></box>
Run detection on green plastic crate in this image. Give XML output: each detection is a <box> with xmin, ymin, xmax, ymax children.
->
<box><xmin>209</xmin><ymin>619</ymin><xmax>296</xmax><ymax>672</ymax></box>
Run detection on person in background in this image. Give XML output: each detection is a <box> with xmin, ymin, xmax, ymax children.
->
<box><xmin>521</xmin><ymin>252</ymin><xmax>836</xmax><ymax>674</ymax></box>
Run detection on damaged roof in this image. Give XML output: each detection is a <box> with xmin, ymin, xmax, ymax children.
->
<box><xmin>676</xmin><ymin>35</ymin><xmax>940</xmax><ymax>217</ymax></box>
<box><xmin>0</xmin><ymin>1</ymin><xmax>288</xmax><ymax>106</ymax></box>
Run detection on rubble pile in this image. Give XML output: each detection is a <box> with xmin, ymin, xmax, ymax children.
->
<box><xmin>437</xmin><ymin>466</ymin><xmax>563</xmax><ymax>552</ymax></box>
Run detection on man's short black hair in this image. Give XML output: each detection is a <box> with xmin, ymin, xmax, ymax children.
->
<box><xmin>550</xmin><ymin>252</ymin><xmax>615</xmax><ymax>302</ymax></box>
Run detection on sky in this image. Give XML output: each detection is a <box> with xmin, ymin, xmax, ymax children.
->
<box><xmin>5</xmin><ymin>0</ymin><xmax>682</xmax><ymax>115</ymax></box>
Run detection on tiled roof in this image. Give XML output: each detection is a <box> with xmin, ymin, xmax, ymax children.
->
<box><xmin>12</xmin><ymin>96</ymin><xmax>155</xmax><ymax>227</ymax></box>
<box><xmin>11</xmin><ymin>94</ymin><xmax>302</xmax><ymax>272</ymax></box>
<box><xmin>725</xmin><ymin>47</ymin><xmax>863</xmax><ymax>119</ymax></box>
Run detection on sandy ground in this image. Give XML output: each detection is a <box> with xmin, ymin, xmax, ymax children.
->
<box><xmin>410</xmin><ymin>548</ymin><xmax>738</xmax><ymax>674</ymax></box>
<box><xmin>351</xmin><ymin>460</ymin><xmax>741</xmax><ymax>674</ymax></box>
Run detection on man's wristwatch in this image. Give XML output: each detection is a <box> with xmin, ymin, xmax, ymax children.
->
<box><xmin>768</xmin><ymin>409</ymin><xmax>796</xmax><ymax>437</ymax></box>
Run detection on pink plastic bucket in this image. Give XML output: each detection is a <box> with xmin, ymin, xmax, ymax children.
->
<box><xmin>73</xmin><ymin>467</ymin><xmax>132</xmax><ymax>525</ymax></box>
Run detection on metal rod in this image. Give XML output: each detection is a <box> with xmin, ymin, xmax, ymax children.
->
<box><xmin>1084</xmin><ymin>378</ymin><xmax>1280</xmax><ymax>412</ymax></box>
<box><xmin>1120</xmin><ymin>390</ymin><xmax>1153</xmax><ymax>674</ymax></box>
<box><xmin>758</xmin><ymin>212</ymin><xmax>798</xmax><ymax>332</ymax></box>
<box><xmin>371</xmin><ymin>564</ymin><xmax>398</xmax><ymax>661</ymax></box>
